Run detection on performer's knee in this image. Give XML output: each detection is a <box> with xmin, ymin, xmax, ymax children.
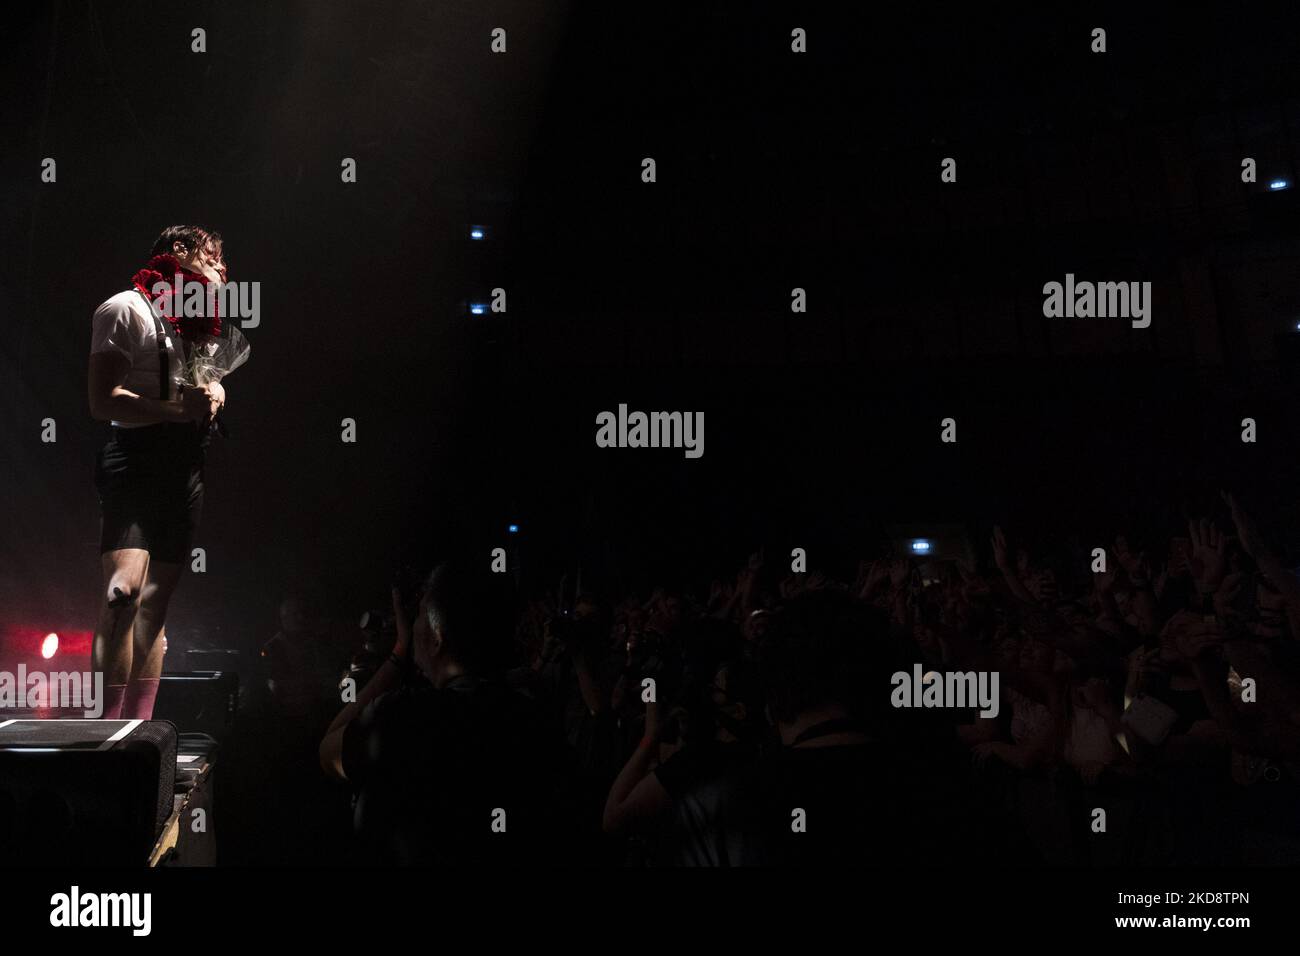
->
<box><xmin>104</xmin><ymin>579</ymin><xmax>143</xmax><ymax>612</ymax></box>
<box><xmin>138</xmin><ymin>580</ymin><xmax>176</xmax><ymax>619</ymax></box>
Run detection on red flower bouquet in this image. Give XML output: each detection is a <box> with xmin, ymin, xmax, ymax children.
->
<box><xmin>131</xmin><ymin>254</ymin><xmax>251</xmax><ymax>435</ymax></box>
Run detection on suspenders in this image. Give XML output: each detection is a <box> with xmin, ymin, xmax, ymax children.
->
<box><xmin>136</xmin><ymin>289</ymin><xmax>172</xmax><ymax>401</ymax></box>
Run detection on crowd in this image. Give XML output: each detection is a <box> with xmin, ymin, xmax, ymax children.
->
<box><xmin>223</xmin><ymin>491</ymin><xmax>1300</xmax><ymax>866</ymax></box>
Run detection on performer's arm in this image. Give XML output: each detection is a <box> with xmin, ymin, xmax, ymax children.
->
<box><xmin>88</xmin><ymin>351</ymin><xmax>210</xmax><ymax>424</ymax></box>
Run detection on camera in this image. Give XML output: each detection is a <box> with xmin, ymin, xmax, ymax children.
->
<box><xmin>341</xmin><ymin>564</ymin><xmax>428</xmax><ymax>691</ymax></box>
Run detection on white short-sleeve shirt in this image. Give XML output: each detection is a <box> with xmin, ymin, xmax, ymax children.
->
<box><xmin>89</xmin><ymin>290</ymin><xmax>182</xmax><ymax>429</ymax></box>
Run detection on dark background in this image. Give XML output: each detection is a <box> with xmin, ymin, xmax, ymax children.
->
<box><xmin>3</xmin><ymin>1</ymin><xmax>1300</xmax><ymax>655</ymax></box>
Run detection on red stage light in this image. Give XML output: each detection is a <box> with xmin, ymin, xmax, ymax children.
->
<box><xmin>0</xmin><ymin>627</ymin><xmax>92</xmax><ymax>667</ymax></box>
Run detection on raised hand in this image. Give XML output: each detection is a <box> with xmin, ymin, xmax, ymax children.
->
<box><xmin>1027</xmin><ymin>569</ymin><xmax>1058</xmax><ymax>605</ymax></box>
<box><xmin>1113</xmin><ymin>535</ymin><xmax>1147</xmax><ymax>583</ymax></box>
<box><xmin>1188</xmin><ymin>518</ymin><xmax>1228</xmax><ymax>595</ymax></box>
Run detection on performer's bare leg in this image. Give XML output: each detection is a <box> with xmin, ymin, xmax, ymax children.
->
<box><xmin>92</xmin><ymin>547</ymin><xmax>150</xmax><ymax>718</ymax></box>
<box><xmin>122</xmin><ymin>560</ymin><xmax>183</xmax><ymax>719</ymax></box>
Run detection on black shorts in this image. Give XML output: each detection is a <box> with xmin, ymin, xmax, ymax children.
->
<box><xmin>95</xmin><ymin>423</ymin><xmax>206</xmax><ymax>565</ymax></box>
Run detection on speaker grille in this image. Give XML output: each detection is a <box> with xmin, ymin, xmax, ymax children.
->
<box><xmin>124</xmin><ymin>720</ymin><xmax>179</xmax><ymax>832</ymax></box>
<box><xmin>0</xmin><ymin>719</ymin><xmax>179</xmax><ymax>865</ymax></box>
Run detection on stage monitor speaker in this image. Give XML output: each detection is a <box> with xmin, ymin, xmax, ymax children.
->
<box><xmin>156</xmin><ymin>670</ymin><xmax>239</xmax><ymax>739</ymax></box>
<box><xmin>0</xmin><ymin>719</ymin><xmax>178</xmax><ymax>866</ymax></box>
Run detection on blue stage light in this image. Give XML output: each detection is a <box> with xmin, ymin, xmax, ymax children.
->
<box><xmin>1269</xmin><ymin>180</ymin><xmax>1289</xmax><ymax>191</ymax></box>
<box><xmin>910</xmin><ymin>539</ymin><xmax>931</xmax><ymax>554</ymax></box>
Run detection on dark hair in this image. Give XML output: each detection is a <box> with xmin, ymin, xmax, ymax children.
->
<box><xmin>150</xmin><ymin>225</ymin><xmax>222</xmax><ymax>259</ymax></box>
<box><xmin>422</xmin><ymin>560</ymin><xmax>516</xmax><ymax>674</ymax></box>
<box><xmin>759</xmin><ymin>590</ymin><xmax>896</xmax><ymax>724</ymax></box>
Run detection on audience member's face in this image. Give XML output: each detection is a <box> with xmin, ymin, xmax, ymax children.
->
<box><xmin>1019</xmin><ymin>638</ymin><xmax>1054</xmax><ymax>673</ymax></box>
<box><xmin>625</xmin><ymin>607</ymin><xmax>646</xmax><ymax>636</ymax></box>
<box><xmin>1253</xmin><ymin>583</ymin><xmax>1287</xmax><ymax>639</ymax></box>
<box><xmin>711</xmin><ymin>665</ymin><xmax>748</xmax><ymax>737</ymax></box>
<box><xmin>1027</xmin><ymin>569</ymin><xmax>1058</xmax><ymax>604</ymax></box>
<box><xmin>280</xmin><ymin>599</ymin><xmax>308</xmax><ymax>636</ymax></box>
<box><xmin>1073</xmin><ymin>676</ymin><xmax>1108</xmax><ymax>708</ymax></box>
<box><xmin>653</xmin><ymin>595</ymin><xmax>683</xmax><ymax>633</ymax></box>
<box><xmin>1059</xmin><ymin>604</ymin><xmax>1086</xmax><ymax>627</ymax></box>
